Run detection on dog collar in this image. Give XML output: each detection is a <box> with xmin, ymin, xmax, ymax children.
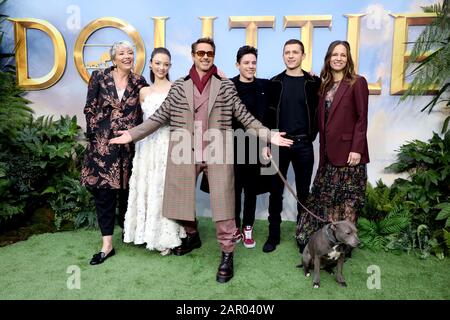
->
<box><xmin>325</xmin><ymin>224</ymin><xmax>339</xmax><ymax>246</ymax></box>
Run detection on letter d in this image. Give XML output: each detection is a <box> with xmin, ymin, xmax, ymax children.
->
<box><xmin>8</xmin><ymin>18</ymin><xmax>66</xmax><ymax>90</ymax></box>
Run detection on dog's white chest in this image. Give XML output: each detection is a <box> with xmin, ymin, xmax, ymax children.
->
<box><xmin>327</xmin><ymin>245</ymin><xmax>341</xmax><ymax>260</ymax></box>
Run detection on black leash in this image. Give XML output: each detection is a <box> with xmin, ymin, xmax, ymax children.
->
<box><xmin>269</xmin><ymin>157</ymin><xmax>328</xmax><ymax>223</ymax></box>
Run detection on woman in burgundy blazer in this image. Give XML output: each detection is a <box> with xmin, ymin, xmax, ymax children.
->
<box><xmin>296</xmin><ymin>40</ymin><xmax>369</xmax><ymax>250</ymax></box>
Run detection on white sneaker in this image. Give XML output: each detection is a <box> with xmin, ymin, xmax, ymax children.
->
<box><xmin>243</xmin><ymin>226</ymin><xmax>256</xmax><ymax>248</ymax></box>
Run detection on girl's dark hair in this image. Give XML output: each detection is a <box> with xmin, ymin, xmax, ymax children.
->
<box><xmin>150</xmin><ymin>47</ymin><xmax>171</xmax><ymax>83</ymax></box>
<box><xmin>319</xmin><ymin>40</ymin><xmax>356</xmax><ymax>95</ymax></box>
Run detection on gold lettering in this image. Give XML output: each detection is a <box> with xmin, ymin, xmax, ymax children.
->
<box><xmin>228</xmin><ymin>16</ymin><xmax>275</xmax><ymax>48</ymax></box>
<box><xmin>73</xmin><ymin>17</ymin><xmax>145</xmax><ymax>83</ymax></box>
<box><xmin>8</xmin><ymin>18</ymin><xmax>66</xmax><ymax>90</ymax></box>
<box><xmin>199</xmin><ymin>16</ymin><xmax>217</xmax><ymax>38</ymax></box>
<box><xmin>152</xmin><ymin>17</ymin><xmax>169</xmax><ymax>48</ymax></box>
<box><xmin>283</xmin><ymin>16</ymin><xmax>332</xmax><ymax>72</ymax></box>
<box><xmin>345</xmin><ymin>14</ymin><xmax>364</xmax><ymax>72</ymax></box>
<box><xmin>345</xmin><ymin>14</ymin><xmax>381</xmax><ymax>94</ymax></box>
<box><xmin>390</xmin><ymin>13</ymin><xmax>436</xmax><ymax>95</ymax></box>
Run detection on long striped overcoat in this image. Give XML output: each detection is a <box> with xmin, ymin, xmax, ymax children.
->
<box><xmin>129</xmin><ymin>73</ymin><xmax>271</xmax><ymax>222</ymax></box>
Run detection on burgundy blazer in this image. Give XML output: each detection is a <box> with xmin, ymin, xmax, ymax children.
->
<box><xmin>318</xmin><ymin>75</ymin><xmax>370</xmax><ymax>167</ymax></box>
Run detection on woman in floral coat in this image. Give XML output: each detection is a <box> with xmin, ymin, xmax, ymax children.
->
<box><xmin>81</xmin><ymin>40</ymin><xmax>148</xmax><ymax>265</ymax></box>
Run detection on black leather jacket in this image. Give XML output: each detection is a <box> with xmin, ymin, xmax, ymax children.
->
<box><xmin>266</xmin><ymin>70</ymin><xmax>321</xmax><ymax>142</ymax></box>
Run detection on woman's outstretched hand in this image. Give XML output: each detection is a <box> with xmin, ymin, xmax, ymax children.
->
<box><xmin>109</xmin><ymin>130</ymin><xmax>132</xmax><ymax>144</ymax></box>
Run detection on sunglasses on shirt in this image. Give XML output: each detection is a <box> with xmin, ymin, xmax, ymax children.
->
<box><xmin>195</xmin><ymin>50</ymin><xmax>215</xmax><ymax>58</ymax></box>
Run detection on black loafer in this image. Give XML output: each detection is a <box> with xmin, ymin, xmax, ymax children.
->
<box><xmin>90</xmin><ymin>248</ymin><xmax>115</xmax><ymax>265</ymax></box>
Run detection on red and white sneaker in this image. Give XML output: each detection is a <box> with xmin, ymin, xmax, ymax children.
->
<box><xmin>243</xmin><ymin>226</ymin><xmax>256</xmax><ymax>248</ymax></box>
<box><xmin>232</xmin><ymin>228</ymin><xmax>242</xmax><ymax>244</ymax></box>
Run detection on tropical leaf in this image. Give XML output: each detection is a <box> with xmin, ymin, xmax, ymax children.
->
<box><xmin>435</xmin><ymin>202</ymin><xmax>450</xmax><ymax>227</ymax></box>
<box><xmin>379</xmin><ymin>212</ymin><xmax>411</xmax><ymax>234</ymax></box>
<box><xmin>442</xmin><ymin>115</ymin><xmax>450</xmax><ymax>134</ymax></box>
<box><xmin>443</xmin><ymin>229</ymin><xmax>450</xmax><ymax>249</ymax></box>
<box><xmin>400</xmin><ymin>1</ymin><xmax>450</xmax><ymax>133</ymax></box>
<box><xmin>357</xmin><ymin>217</ymin><xmax>377</xmax><ymax>233</ymax></box>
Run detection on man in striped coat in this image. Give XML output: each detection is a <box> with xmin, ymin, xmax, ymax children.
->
<box><xmin>110</xmin><ymin>38</ymin><xmax>292</xmax><ymax>283</ymax></box>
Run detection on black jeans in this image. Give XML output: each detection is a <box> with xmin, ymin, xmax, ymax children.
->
<box><xmin>268</xmin><ymin>141</ymin><xmax>314</xmax><ymax>226</ymax></box>
<box><xmin>234</xmin><ymin>163</ymin><xmax>259</xmax><ymax>229</ymax></box>
<box><xmin>90</xmin><ymin>188</ymin><xmax>129</xmax><ymax>236</ymax></box>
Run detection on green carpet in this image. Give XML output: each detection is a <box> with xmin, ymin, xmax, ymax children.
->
<box><xmin>0</xmin><ymin>217</ymin><xmax>449</xmax><ymax>300</ymax></box>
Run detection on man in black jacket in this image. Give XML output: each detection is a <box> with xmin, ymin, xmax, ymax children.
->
<box><xmin>262</xmin><ymin>39</ymin><xmax>321</xmax><ymax>253</ymax></box>
<box><xmin>231</xmin><ymin>45</ymin><xmax>273</xmax><ymax>249</ymax></box>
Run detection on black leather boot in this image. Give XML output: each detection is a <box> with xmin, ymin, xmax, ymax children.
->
<box><xmin>216</xmin><ymin>251</ymin><xmax>234</xmax><ymax>283</ymax></box>
<box><xmin>262</xmin><ymin>224</ymin><xmax>280</xmax><ymax>253</ymax></box>
<box><xmin>173</xmin><ymin>232</ymin><xmax>202</xmax><ymax>256</ymax></box>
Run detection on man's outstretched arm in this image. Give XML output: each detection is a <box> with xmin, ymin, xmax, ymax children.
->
<box><xmin>227</xmin><ymin>81</ymin><xmax>293</xmax><ymax>147</ymax></box>
<box><xmin>109</xmin><ymin>84</ymin><xmax>174</xmax><ymax>144</ymax></box>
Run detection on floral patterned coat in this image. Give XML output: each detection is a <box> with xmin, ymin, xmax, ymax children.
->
<box><xmin>80</xmin><ymin>67</ymin><xmax>148</xmax><ymax>189</ymax></box>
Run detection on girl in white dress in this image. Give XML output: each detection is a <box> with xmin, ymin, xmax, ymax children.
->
<box><xmin>123</xmin><ymin>47</ymin><xmax>185</xmax><ymax>255</ymax></box>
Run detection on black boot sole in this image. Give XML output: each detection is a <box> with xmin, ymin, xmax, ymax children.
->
<box><xmin>216</xmin><ymin>272</ymin><xmax>233</xmax><ymax>283</ymax></box>
<box><xmin>262</xmin><ymin>239</ymin><xmax>280</xmax><ymax>253</ymax></box>
<box><xmin>173</xmin><ymin>242</ymin><xmax>202</xmax><ymax>256</ymax></box>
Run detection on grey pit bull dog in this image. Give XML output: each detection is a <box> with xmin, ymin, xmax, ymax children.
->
<box><xmin>299</xmin><ymin>220</ymin><xmax>359</xmax><ymax>288</ymax></box>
